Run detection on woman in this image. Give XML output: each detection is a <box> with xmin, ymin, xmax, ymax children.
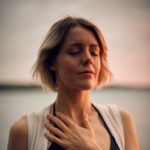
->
<box><xmin>7</xmin><ymin>16</ymin><xmax>139</xmax><ymax>150</ymax></box>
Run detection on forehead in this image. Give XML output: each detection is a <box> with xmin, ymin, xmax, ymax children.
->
<box><xmin>62</xmin><ymin>26</ymin><xmax>99</xmax><ymax>47</ymax></box>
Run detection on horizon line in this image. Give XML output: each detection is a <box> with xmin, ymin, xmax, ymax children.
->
<box><xmin>0</xmin><ymin>83</ymin><xmax>149</xmax><ymax>91</ymax></box>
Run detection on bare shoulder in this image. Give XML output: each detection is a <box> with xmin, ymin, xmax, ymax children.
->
<box><xmin>119</xmin><ymin>107</ymin><xmax>139</xmax><ymax>150</ymax></box>
<box><xmin>7</xmin><ymin>115</ymin><xmax>28</xmax><ymax>150</ymax></box>
<box><xmin>10</xmin><ymin>115</ymin><xmax>28</xmax><ymax>134</ymax></box>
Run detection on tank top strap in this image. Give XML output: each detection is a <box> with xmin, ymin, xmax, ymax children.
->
<box><xmin>92</xmin><ymin>103</ymin><xmax>125</xmax><ymax>150</ymax></box>
<box><xmin>27</xmin><ymin>104</ymin><xmax>52</xmax><ymax>150</ymax></box>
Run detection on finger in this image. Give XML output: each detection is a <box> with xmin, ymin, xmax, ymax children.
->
<box><xmin>83</xmin><ymin>114</ymin><xmax>93</xmax><ymax>131</ymax></box>
<box><xmin>47</xmin><ymin>114</ymin><xmax>68</xmax><ymax>132</ymax></box>
<box><xmin>56</xmin><ymin>112</ymin><xmax>75</xmax><ymax>127</ymax></box>
<box><xmin>44</xmin><ymin>132</ymin><xmax>64</xmax><ymax>146</ymax></box>
<box><xmin>44</xmin><ymin>123</ymin><xmax>66</xmax><ymax>139</ymax></box>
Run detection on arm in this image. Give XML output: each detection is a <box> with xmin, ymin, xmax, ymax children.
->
<box><xmin>119</xmin><ymin>108</ymin><xmax>139</xmax><ymax>150</ymax></box>
<box><xmin>7</xmin><ymin>116</ymin><xmax>28</xmax><ymax>150</ymax></box>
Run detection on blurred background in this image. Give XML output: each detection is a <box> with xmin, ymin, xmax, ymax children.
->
<box><xmin>0</xmin><ymin>0</ymin><xmax>150</xmax><ymax>149</ymax></box>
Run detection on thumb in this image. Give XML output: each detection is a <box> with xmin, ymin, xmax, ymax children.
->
<box><xmin>83</xmin><ymin>114</ymin><xmax>93</xmax><ymax>131</ymax></box>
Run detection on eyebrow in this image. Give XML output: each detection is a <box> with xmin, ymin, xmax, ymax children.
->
<box><xmin>68</xmin><ymin>43</ymin><xmax>99</xmax><ymax>48</ymax></box>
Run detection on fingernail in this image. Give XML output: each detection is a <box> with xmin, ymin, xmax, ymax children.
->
<box><xmin>48</xmin><ymin>114</ymin><xmax>52</xmax><ymax>117</ymax></box>
<box><xmin>47</xmin><ymin>114</ymin><xmax>52</xmax><ymax>120</ymax></box>
<box><xmin>56</xmin><ymin>112</ymin><xmax>60</xmax><ymax>116</ymax></box>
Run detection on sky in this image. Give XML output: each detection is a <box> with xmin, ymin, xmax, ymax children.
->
<box><xmin>0</xmin><ymin>0</ymin><xmax>150</xmax><ymax>87</ymax></box>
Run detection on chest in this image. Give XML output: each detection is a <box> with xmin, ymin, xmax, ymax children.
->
<box><xmin>89</xmin><ymin>113</ymin><xmax>111</xmax><ymax>150</ymax></box>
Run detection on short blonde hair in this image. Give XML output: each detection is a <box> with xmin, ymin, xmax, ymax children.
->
<box><xmin>32</xmin><ymin>16</ymin><xmax>112</xmax><ymax>91</ymax></box>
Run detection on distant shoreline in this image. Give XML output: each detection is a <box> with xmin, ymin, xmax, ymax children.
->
<box><xmin>0</xmin><ymin>84</ymin><xmax>42</xmax><ymax>91</ymax></box>
<box><xmin>0</xmin><ymin>84</ymin><xmax>149</xmax><ymax>91</ymax></box>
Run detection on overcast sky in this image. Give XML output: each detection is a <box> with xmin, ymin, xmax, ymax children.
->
<box><xmin>0</xmin><ymin>0</ymin><xmax>150</xmax><ymax>87</ymax></box>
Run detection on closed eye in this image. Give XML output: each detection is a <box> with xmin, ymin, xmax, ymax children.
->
<box><xmin>90</xmin><ymin>47</ymin><xmax>100</xmax><ymax>56</ymax></box>
<box><xmin>67</xmin><ymin>45</ymin><xmax>81</xmax><ymax>55</ymax></box>
<box><xmin>66</xmin><ymin>44</ymin><xmax>100</xmax><ymax>56</ymax></box>
<box><xmin>68</xmin><ymin>51</ymin><xmax>79</xmax><ymax>55</ymax></box>
<box><xmin>91</xmin><ymin>52</ymin><xmax>99</xmax><ymax>56</ymax></box>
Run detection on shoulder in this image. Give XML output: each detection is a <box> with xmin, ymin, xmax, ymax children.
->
<box><xmin>7</xmin><ymin>116</ymin><xmax>28</xmax><ymax>150</ymax></box>
<box><xmin>119</xmin><ymin>107</ymin><xmax>133</xmax><ymax>125</ymax></box>
<box><xmin>11</xmin><ymin>115</ymin><xmax>28</xmax><ymax>132</ymax></box>
<box><xmin>119</xmin><ymin>107</ymin><xmax>139</xmax><ymax>150</ymax></box>
<box><xmin>119</xmin><ymin>107</ymin><xmax>137</xmax><ymax>134</ymax></box>
<box><xmin>94</xmin><ymin>103</ymin><xmax>121</xmax><ymax>122</ymax></box>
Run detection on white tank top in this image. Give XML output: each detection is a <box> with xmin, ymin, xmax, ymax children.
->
<box><xmin>27</xmin><ymin>103</ymin><xmax>125</xmax><ymax>150</ymax></box>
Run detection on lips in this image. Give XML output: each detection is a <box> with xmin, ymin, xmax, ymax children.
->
<box><xmin>78</xmin><ymin>70</ymin><xmax>95</xmax><ymax>75</ymax></box>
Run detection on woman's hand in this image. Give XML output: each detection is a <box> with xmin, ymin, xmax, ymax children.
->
<box><xmin>44</xmin><ymin>112</ymin><xmax>102</xmax><ymax>150</ymax></box>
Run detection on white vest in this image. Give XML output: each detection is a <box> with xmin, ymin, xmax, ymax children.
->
<box><xmin>27</xmin><ymin>103</ymin><xmax>125</xmax><ymax>150</ymax></box>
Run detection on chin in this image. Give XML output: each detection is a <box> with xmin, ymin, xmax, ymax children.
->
<box><xmin>77</xmin><ymin>82</ymin><xmax>96</xmax><ymax>90</ymax></box>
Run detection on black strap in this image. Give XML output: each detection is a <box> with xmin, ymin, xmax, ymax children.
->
<box><xmin>92</xmin><ymin>104</ymin><xmax>120</xmax><ymax>150</ymax></box>
<box><xmin>48</xmin><ymin>102</ymin><xmax>64</xmax><ymax>150</ymax></box>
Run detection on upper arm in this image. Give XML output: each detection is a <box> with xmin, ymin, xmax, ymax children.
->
<box><xmin>119</xmin><ymin>108</ymin><xmax>139</xmax><ymax>150</ymax></box>
<box><xmin>7</xmin><ymin>116</ymin><xmax>28</xmax><ymax>150</ymax></box>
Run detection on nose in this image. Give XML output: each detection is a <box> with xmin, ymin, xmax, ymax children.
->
<box><xmin>81</xmin><ymin>51</ymin><xmax>93</xmax><ymax>66</ymax></box>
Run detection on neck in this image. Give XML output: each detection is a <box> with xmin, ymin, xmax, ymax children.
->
<box><xmin>55</xmin><ymin>88</ymin><xmax>93</xmax><ymax>122</ymax></box>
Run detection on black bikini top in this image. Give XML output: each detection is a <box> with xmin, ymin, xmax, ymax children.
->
<box><xmin>48</xmin><ymin>103</ymin><xmax>120</xmax><ymax>150</ymax></box>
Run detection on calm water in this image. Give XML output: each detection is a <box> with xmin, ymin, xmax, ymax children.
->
<box><xmin>0</xmin><ymin>88</ymin><xmax>150</xmax><ymax>150</ymax></box>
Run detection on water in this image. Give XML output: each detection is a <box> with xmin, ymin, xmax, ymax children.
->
<box><xmin>0</xmin><ymin>88</ymin><xmax>150</xmax><ymax>150</ymax></box>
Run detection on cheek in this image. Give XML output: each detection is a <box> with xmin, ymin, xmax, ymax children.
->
<box><xmin>95</xmin><ymin>58</ymin><xmax>101</xmax><ymax>72</ymax></box>
<box><xmin>59</xmin><ymin>60</ymin><xmax>76</xmax><ymax>75</ymax></box>
<box><xmin>98</xmin><ymin>60</ymin><xmax>101</xmax><ymax>71</ymax></box>
<box><xmin>63</xmin><ymin>64</ymin><xmax>74</xmax><ymax>73</ymax></box>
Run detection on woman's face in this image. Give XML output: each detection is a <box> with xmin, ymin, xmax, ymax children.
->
<box><xmin>52</xmin><ymin>26</ymin><xmax>101</xmax><ymax>91</ymax></box>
